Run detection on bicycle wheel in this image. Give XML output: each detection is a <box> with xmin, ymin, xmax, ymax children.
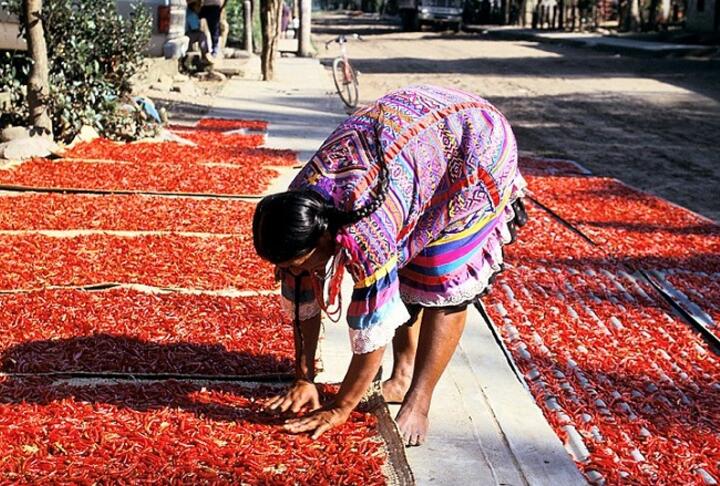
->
<box><xmin>332</xmin><ymin>57</ymin><xmax>359</xmax><ymax>109</ymax></box>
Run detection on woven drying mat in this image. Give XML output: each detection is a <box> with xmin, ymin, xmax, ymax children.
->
<box><xmin>356</xmin><ymin>376</ymin><xmax>415</xmax><ymax>486</ymax></box>
<box><xmin>371</xmin><ymin>403</ymin><xmax>416</xmax><ymax>486</ymax></box>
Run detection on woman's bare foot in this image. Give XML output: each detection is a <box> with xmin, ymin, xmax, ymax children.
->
<box><xmin>394</xmin><ymin>397</ymin><xmax>430</xmax><ymax>446</ymax></box>
<box><xmin>381</xmin><ymin>376</ymin><xmax>411</xmax><ymax>404</ymax></box>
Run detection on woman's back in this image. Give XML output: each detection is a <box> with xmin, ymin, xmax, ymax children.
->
<box><xmin>290</xmin><ymin>84</ymin><xmax>522</xmax><ymax>268</ymax></box>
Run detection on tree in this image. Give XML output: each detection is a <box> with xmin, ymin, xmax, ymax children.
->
<box><xmin>24</xmin><ymin>0</ymin><xmax>52</xmax><ymax>135</ymax></box>
<box><xmin>298</xmin><ymin>0</ymin><xmax>311</xmax><ymax>57</ymax></box>
<box><xmin>260</xmin><ymin>0</ymin><xmax>282</xmax><ymax>80</ymax></box>
<box><xmin>622</xmin><ymin>0</ymin><xmax>642</xmax><ymax>30</ymax></box>
<box><xmin>646</xmin><ymin>0</ymin><xmax>671</xmax><ymax>30</ymax></box>
<box><xmin>1</xmin><ymin>0</ymin><xmax>152</xmax><ymax>142</ymax></box>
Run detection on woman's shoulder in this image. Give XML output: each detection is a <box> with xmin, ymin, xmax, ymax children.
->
<box><xmin>289</xmin><ymin>120</ymin><xmax>381</xmax><ymax>210</ymax></box>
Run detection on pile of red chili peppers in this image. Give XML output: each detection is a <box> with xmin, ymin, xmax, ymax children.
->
<box><xmin>0</xmin><ymin>380</ymin><xmax>386</xmax><ymax>484</ymax></box>
<box><xmin>0</xmin><ymin>119</ymin><xmax>391</xmax><ymax>483</ymax></box>
<box><xmin>484</xmin><ymin>157</ymin><xmax>720</xmax><ymax>484</ymax></box>
<box><xmin>0</xmin><ymin>194</ymin><xmax>256</xmax><ymax>233</ymax></box>
<box><xmin>0</xmin><ymin>121</ymin><xmax>298</xmax><ymax>195</ymax></box>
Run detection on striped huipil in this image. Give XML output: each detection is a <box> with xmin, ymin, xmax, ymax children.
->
<box><xmin>280</xmin><ymin>85</ymin><xmax>526</xmax><ymax>354</ymax></box>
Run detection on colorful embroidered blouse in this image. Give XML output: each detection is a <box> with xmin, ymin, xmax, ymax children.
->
<box><xmin>280</xmin><ymin>85</ymin><xmax>523</xmax><ymax>354</ymax></box>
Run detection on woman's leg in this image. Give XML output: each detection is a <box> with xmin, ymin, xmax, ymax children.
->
<box><xmin>382</xmin><ymin>306</ymin><xmax>422</xmax><ymax>404</ymax></box>
<box><xmin>395</xmin><ymin>305</ymin><xmax>467</xmax><ymax>446</ymax></box>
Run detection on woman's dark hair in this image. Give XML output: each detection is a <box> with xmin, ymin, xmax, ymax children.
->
<box><xmin>253</xmin><ymin>166</ymin><xmax>389</xmax><ymax>265</ymax></box>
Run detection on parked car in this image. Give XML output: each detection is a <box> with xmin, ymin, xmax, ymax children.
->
<box><xmin>398</xmin><ymin>0</ymin><xmax>464</xmax><ymax>32</ymax></box>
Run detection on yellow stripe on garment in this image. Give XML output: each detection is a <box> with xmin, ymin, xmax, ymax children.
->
<box><xmin>354</xmin><ymin>255</ymin><xmax>398</xmax><ymax>289</ymax></box>
<box><xmin>426</xmin><ymin>190</ymin><xmax>512</xmax><ymax>248</ymax></box>
<box><xmin>491</xmin><ymin>133</ymin><xmax>513</xmax><ymax>176</ymax></box>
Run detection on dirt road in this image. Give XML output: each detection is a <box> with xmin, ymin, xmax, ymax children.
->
<box><xmin>314</xmin><ymin>15</ymin><xmax>720</xmax><ymax>221</ymax></box>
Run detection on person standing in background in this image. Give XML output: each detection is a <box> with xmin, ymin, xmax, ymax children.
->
<box><xmin>201</xmin><ymin>0</ymin><xmax>225</xmax><ymax>57</ymax></box>
<box><xmin>186</xmin><ymin>0</ymin><xmax>212</xmax><ymax>62</ymax></box>
<box><xmin>281</xmin><ymin>2</ymin><xmax>291</xmax><ymax>38</ymax></box>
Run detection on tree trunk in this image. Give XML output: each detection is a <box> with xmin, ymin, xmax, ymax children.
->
<box><xmin>252</xmin><ymin>0</ymin><xmax>261</xmax><ymax>52</ymax></box>
<box><xmin>558</xmin><ymin>0</ymin><xmax>565</xmax><ymax>28</ymax></box>
<box><xmin>646</xmin><ymin>0</ymin><xmax>661</xmax><ymax>29</ymax></box>
<box><xmin>24</xmin><ymin>0</ymin><xmax>52</xmax><ymax>136</ymax></box>
<box><xmin>658</xmin><ymin>0</ymin><xmax>671</xmax><ymax>28</ymax></box>
<box><xmin>501</xmin><ymin>0</ymin><xmax>511</xmax><ymax>24</ymax></box>
<box><xmin>622</xmin><ymin>0</ymin><xmax>641</xmax><ymax>30</ymax></box>
<box><xmin>298</xmin><ymin>0</ymin><xmax>312</xmax><ymax>57</ymax></box>
<box><xmin>244</xmin><ymin>0</ymin><xmax>253</xmax><ymax>51</ymax></box>
<box><xmin>260</xmin><ymin>0</ymin><xmax>282</xmax><ymax>80</ymax></box>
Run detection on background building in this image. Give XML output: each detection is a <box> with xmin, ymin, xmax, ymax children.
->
<box><xmin>0</xmin><ymin>0</ymin><xmax>188</xmax><ymax>56</ymax></box>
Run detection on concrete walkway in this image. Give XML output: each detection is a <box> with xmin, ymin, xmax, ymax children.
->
<box><xmin>209</xmin><ymin>55</ymin><xmax>586</xmax><ymax>485</ymax></box>
<box><xmin>469</xmin><ymin>26</ymin><xmax>720</xmax><ymax>58</ymax></box>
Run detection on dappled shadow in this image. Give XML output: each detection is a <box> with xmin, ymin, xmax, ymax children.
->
<box><xmin>510</xmin><ymin>252</ymin><xmax>720</xmax><ymax>276</ymax></box>
<box><xmin>313</xmin><ymin>17</ymin><xmax>402</xmax><ymax>37</ymax></box>
<box><xmin>0</xmin><ymin>375</ymin><xmax>296</xmax><ymax>425</ymax></box>
<box><xmin>348</xmin><ymin>50</ymin><xmax>720</xmax><ymax>101</ymax></box>
<box><xmin>502</xmin><ymin>349</ymin><xmax>720</xmax><ymax>482</ymax></box>
<box><xmin>579</xmin><ymin>220</ymin><xmax>720</xmax><ymax>237</ymax></box>
<box><xmin>311</xmin><ymin>15</ymin><xmax>720</xmax><ymax>103</ymax></box>
<box><xmin>497</xmin><ymin>95</ymin><xmax>720</xmax><ymax>221</ymax></box>
<box><xmin>0</xmin><ymin>334</ymin><xmax>300</xmax><ymax>424</ymax></box>
<box><xmin>0</xmin><ymin>334</ymin><xmax>294</xmax><ymax>376</ymax></box>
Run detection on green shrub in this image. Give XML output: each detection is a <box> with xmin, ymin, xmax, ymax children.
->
<box><xmin>226</xmin><ymin>0</ymin><xmax>245</xmax><ymax>47</ymax></box>
<box><xmin>0</xmin><ymin>0</ymin><xmax>155</xmax><ymax>142</ymax></box>
<box><xmin>222</xmin><ymin>0</ymin><xmax>260</xmax><ymax>52</ymax></box>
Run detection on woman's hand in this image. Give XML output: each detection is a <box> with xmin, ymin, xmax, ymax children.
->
<box><xmin>283</xmin><ymin>404</ymin><xmax>351</xmax><ymax>439</ymax></box>
<box><xmin>264</xmin><ymin>380</ymin><xmax>321</xmax><ymax>414</ymax></box>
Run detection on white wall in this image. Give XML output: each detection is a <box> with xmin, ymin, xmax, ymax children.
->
<box><xmin>0</xmin><ymin>10</ymin><xmax>25</xmax><ymax>50</ymax></box>
<box><xmin>0</xmin><ymin>1</ymin><xmax>186</xmax><ymax>56</ymax></box>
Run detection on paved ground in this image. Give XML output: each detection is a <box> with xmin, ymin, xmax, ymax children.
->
<box><xmin>314</xmin><ymin>14</ymin><xmax>720</xmax><ymax>222</ymax></box>
<box><xmin>473</xmin><ymin>26</ymin><xmax>720</xmax><ymax>57</ymax></box>
<box><xmin>207</xmin><ymin>54</ymin><xmax>586</xmax><ymax>485</ymax></box>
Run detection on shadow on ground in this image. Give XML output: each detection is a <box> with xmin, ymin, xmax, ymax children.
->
<box><xmin>0</xmin><ymin>334</ymin><xmax>293</xmax><ymax>376</ymax></box>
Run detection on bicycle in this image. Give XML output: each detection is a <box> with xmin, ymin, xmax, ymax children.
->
<box><xmin>325</xmin><ymin>34</ymin><xmax>363</xmax><ymax>109</ymax></box>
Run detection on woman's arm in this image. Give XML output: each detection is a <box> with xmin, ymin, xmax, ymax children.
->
<box><xmin>294</xmin><ymin>314</ymin><xmax>322</xmax><ymax>382</ymax></box>
<box><xmin>283</xmin><ymin>346</ymin><xmax>385</xmax><ymax>439</ymax></box>
<box><xmin>265</xmin><ymin>313</ymin><xmax>322</xmax><ymax>413</ymax></box>
<box><xmin>334</xmin><ymin>345</ymin><xmax>385</xmax><ymax>410</ymax></box>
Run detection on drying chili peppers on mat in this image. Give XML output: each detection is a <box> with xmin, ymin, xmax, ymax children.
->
<box><xmin>0</xmin><ymin>117</ymin><xmax>404</xmax><ymax>485</ymax></box>
<box><xmin>0</xmin><ymin>380</ymin><xmax>387</xmax><ymax>484</ymax></box>
<box><xmin>662</xmin><ymin>270</ymin><xmax>720</xmax><ymax>330</ymax></box>
<box><xmin>63</xmin><ymin>136</ymin><xmax>296</xmax><ymax>168</ymax></box>
<box><xmin>484</xmin><ymin>158</ymin><xmax>720</xmax><ymax>484</ymax></box>
<box><xmin>0</xmin><ymin>290</ymin><xmax>293</xmax><ymax>375</ymax></box>
<box><xmin>63</xmin><ymin>119</ymin><xmax>296</xmax><ymax>167</ymax></box>
<box><xmin>0</xmin><ymin>233</ymin><xmax>276</xmax><ymax>291</ymax></box>
<box><xmin>196</xmin><ymin>118</ymin><xmax>269</xmax><ymax>131</ymax></box>
<box><xmin>0</xmin><ymin>158</ymin><xmax>279</xmax><ymax>196</ymax></box>
<box><xmin>525</xmin><ymin>174</ymin><xmax>720</xmax><ymax>272</ymax></box>
<box><xmin>0</xmin><ymin>193</ymin><xmax>256</xmax><ymax>233</ymax></box>
<box><xmin>525</xmin><ymin>168</ymin><xmax>720</xmax><ymax>343</ymax></box>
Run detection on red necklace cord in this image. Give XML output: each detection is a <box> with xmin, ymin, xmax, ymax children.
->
<box><xmin>311</xmin><ymin>254</ymin><xmax>346</xmax><ymax>323</ymax></box>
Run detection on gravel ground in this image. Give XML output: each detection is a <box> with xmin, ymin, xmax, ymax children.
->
<box><xmin>314</xmin><ymin>14</ymin><xmax>720</xmax><ymax>221</ymax></box>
